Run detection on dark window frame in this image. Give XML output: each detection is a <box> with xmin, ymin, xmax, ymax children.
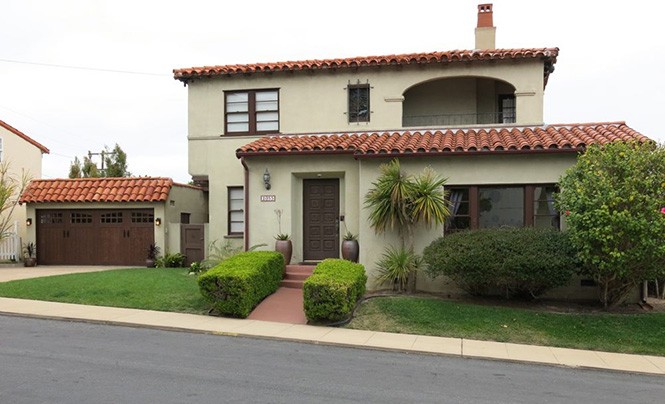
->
<box><xmin>227</xmin><ymin>186</ymin><xmax>244</xmax><ymax>236</ymax></box>
<box><xmin>224</xmin><ymin>89</ymin><xmax>279</xmax><ymax>136</ymax></box>
<box><xmin>348</xmin><ymin>84</ymin><xmax>370</xmax><ymax>123</ymax></box>
<box><xmin>498</xmin><ymin>94</ymin><xmax>516</xmax><ymax>124</ymax></box>
<box><xmin>445</xmin><ymin>184</ymin><xmax>560</xmax><ymax>234</ymax></box>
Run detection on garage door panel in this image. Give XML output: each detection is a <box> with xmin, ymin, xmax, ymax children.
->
<box><xmin>36</xmin><ymin>209</ymin><xmax>154</xmax><ymax>266</ymax></box>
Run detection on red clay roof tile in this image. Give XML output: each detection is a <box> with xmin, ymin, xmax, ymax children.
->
<box><xmin>236</xmin><ymin>122</ymin><xmax>650</xmax><ymax>158</ymax></box>
<box><xmin>19</xmin><ymin>177</ymin><xmax>175</xmax><ymax>204</ymax></box>
<box><xmin>174</xmin><ymin>48</ymin><xmax>559</xmax><ymax>85</ymax></box>
<box><xmin>0</xmin><ymin>119</ymin><xmax>50</xmax><ymax>153</ymax></box>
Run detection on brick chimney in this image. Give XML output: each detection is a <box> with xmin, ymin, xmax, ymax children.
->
<box><xmin>475</xmin><ymin>3</ymin><xmax>496</xmax><ymax>49</ymax></box>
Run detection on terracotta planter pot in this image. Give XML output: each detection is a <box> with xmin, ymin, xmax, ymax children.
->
<box><xmin>146</xmin><ymin>259</ymin><xmax>156</xmax><ymax>268</ymax></box>
<box><xmin>24</xmin><ymin>257</ymin><xmax>37</xmax><ymax>267</ymax></box>
<box><xmin>341</xmin><ymin>240</ymin><xmax>359</xmax><ymax>263</ymax></box>
<box><xmin>275</xmin><ymin>240</ymin><xmax>292</xmax><ymax>265</ymax></box>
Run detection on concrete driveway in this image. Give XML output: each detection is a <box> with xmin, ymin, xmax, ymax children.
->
<box><xmin>0</xmin><ymin>266</ymin><xmax>130</xmax><ymax>283</ymax></box>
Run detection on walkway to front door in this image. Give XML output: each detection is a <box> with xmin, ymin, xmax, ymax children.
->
<box><xmin>247</xmin><ymin>265</ymin><xmax>313</xmax><ymax>324</ymax></box>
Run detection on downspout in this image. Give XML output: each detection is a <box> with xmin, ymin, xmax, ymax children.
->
<box><xmin>240</xmin><ymin>157</ymin><xmax>249</xmax><ymax>251</ymax></box>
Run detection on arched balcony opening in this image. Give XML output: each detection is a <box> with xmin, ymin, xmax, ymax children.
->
<box><xmin>402</xmin><ymin>77</ymin><xmax>516</xmax><ymax>127</ymax></box>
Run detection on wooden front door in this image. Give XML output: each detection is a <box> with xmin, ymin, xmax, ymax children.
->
<box><xmin>303</xmin><ymin>179</ymin><xmax>340</xmax><ymax>261</ymax></box>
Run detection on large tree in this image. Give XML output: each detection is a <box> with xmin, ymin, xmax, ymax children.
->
<box><xmin>364</xmin><ymin>159</ymin><xmax>449</xmax><ymax>292</ymax></box>
<box><xmin>556</xmin><ymin>141</ymin><xmax>665</xmax><ymax>308</ymax></box>
<box><xmin>69</xmin><ymin>144</ymin><xmax>131</xmax><ymax>178</ymax></box>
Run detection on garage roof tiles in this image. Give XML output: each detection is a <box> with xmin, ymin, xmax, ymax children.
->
<box><xmin>19</xmin><ymin>177</ymin><xmax>177</xmax><ymax>204</ymax></box>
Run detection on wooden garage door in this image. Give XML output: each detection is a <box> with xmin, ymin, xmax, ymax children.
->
<box><xmin>37</xmin><ymin>209</ymin><xmax>154</xmax><ymax>266</ymax></box>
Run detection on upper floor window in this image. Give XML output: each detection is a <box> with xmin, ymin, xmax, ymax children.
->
<box><xmin>225</xmin><ymin>89</ymin><xmax>279</xmax><ymax>135</ymax></box>
<box><xmin>348</xmin><ymin>84</ymin><xmax>370</xmax><ymax>123</ymax></box>
<box><xmin>499</xmin><ymin>95</ymin><xmax>516</xmax><ymax>124</ymax></box>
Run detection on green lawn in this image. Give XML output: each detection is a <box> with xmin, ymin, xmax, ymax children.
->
<box><xmin>3</xmin><ymin>270</ymin><xmax>664</xmax><ymax>356</ymax></box>
<box><xmin>347</xmin><ymin>296</ymin><xmax>665</xmax><ymax>356</ymax></box>
<box><xmin>0</xmin><ymin>268</ymin><xmax>209</xmax><ymax>314</ymax></box>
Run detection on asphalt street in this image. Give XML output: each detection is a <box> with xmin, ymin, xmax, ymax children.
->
<box><xmin>0</xmin><ymin>315</ymin><xmax>662</xmax><ymax>403</ymax></box>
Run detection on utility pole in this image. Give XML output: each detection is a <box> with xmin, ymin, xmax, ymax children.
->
<box><xmin>88</xmin><ymin>149</ymin><xmax>116</xmax><ymax>177</ymax></box>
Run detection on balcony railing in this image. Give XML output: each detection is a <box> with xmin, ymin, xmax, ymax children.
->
<box><xmin>403</xmin><ymin>112</ymin><xmax>515</xmax><ymax>127</ymax></box>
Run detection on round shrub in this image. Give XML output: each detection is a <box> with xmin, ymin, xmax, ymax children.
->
<box><xmin>423</xmin><ymin>228</ymin><xmax>579</xmax><ymax>299</ymax></box>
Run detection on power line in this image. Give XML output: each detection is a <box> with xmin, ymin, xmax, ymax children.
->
<box><xmin>0</xmin><ymin>58</ymin><xmax>169</xmax><ymax>77</ymax></box>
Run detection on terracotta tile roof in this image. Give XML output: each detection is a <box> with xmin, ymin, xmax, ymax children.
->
<box><xmin>174</xmin><ymin>47</ymin><xmax>558</xmax><ymax>82</ymax></box>
<box><xmin>236</xmin><ymin>122</ymin><xmax>649</xmax><ymax>158</ymax></box>
<box><xmin>0</xmin><ymin>119</ymin><xmax>50</xmax><ymax>154</ymax></box>
<box><xmin>19</xmin><ymin>177</ymin><xmax>174</xmax><ymax>204</ymax></box>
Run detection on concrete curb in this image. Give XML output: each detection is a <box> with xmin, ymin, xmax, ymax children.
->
<box><xmin>1</xmin><ymin>297</ymin><xmax>664</xmax><ymax>376</ymax></box>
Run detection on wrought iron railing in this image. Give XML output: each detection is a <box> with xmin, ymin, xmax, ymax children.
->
<box><xmin>403</xmin><ymin>112</ymin><xmax>515</xmax><ymax>127</ymax></box>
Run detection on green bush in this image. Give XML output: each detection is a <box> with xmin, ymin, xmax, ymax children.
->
<box><xmin>423</xmin><ymin>228</ymin><xmax>579</xmax><ymax>299</ymax></box>
<box><xmin>156</xmin><ymin>252</ymin><xmax>186</xmax><ymax>268</ymax></box>
<box><xmin>303</xmin><ymin>259</ymin><xmax>367</xmax><ymax>323</ymax></box>
<box><xmin>197</xmin><ymin>251</ymin><xmax>283</xmax><ymax>318</ymax></box>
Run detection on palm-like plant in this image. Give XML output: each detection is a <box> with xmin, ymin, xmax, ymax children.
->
<box><xmin>365</xmin><ymin>159</ymin><xmax>450</xmax><ymax>292</ymax></box>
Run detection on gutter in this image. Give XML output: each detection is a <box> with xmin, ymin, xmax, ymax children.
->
<box><xmin>240</xmin><ymin>157</ymin><xmax>249</xmax><ymax>251</ymax></box>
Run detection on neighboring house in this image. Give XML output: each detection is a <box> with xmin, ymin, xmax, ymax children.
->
<box><xmin>173</xmin><ymin>4</ymin><xmax>650</xmax><ymax>297</ymax></box>
<box><xmin>19</xmin><ymin>177</ymin><xmax>208</xmax><ymax>266</ymax></box>
<box><xmin>0</xmin><ymin>119</ymin><xmax>49</xmax><ymax>260</ymax></box>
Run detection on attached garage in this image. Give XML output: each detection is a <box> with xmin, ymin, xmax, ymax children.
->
<box><xmin>20</xmin><ymin>177</ymin><xmax>209</xmax><ymax>266</ymax></box>
<box><xmin>37</xmin><ymin>209</ymin><xmax>155</xmax><ymax>265</ymax></box>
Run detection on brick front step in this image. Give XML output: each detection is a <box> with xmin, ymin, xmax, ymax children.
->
<box><xmin>280</xmin><ymin>265</ymin><xmax>315</xmax><ymax>289</ymax></box>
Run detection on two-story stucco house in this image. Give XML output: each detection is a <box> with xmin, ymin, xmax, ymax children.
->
<box><xmin>173</xmin><ymin>4</ymin><xmax>649</xmax><ymax>295</ymax></box>
<box><xmin>0</xmin><ymin>119</ymin><xmax>49</xmax><ymax>260</ymax></box>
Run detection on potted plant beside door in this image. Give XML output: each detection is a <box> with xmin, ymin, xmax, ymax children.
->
<box><xmin>341</xmin><ymin>231</ymin><xmax>359</xmax><ymax>263</ymax></box>
<box><xmin>23</xmin><ymin>242</ymin><xmax>37</xmax><ymax>267</ymax></box>
<box><xmin>146</xmin><ymin>243</ymin><xmax>160</xmax><ymax>268</ymax></box>
<box><xmin>274</xmin><ymin>233</ymin><xmax>292</xmax><ymax>265</ymax></box>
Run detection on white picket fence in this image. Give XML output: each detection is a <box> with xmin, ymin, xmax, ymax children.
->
<box><xmin>0</xmin><ymin>222</ymin><xmax>20</xmax><ymax>261</ymax></box>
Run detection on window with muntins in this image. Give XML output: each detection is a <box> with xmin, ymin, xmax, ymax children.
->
<box><xmin>225</xmin><ymin>90</ymin><xmax>279</xmax><ymax>135</ymax></box>
<box><xmin>499</xmin><ymin>95</ymin><xmax>516</xmax><ymax>124</ymax></box>
<box><xmin>228</xmin><ymin>187</ymin><xmax>244</xmax><ymax>235</ymax></box>
<box><xmin>348</xmin><ymin>85</ymin><xmax>370</xmax><ymax>123</ymax></box>
<box><xmin>444</xmin><ymin>184</ymin><xmax>559</xmax><ymax>234</ymax></box>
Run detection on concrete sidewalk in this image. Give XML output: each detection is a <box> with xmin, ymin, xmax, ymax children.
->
<box><xmin>1</xmin><ymin>297</ymin><xmax>663</xmax><ymax>376</ymax></box>
<box><xmin>0</xmin><ymin>266</ymin><xmax>129</xmax><ymax>282</ymax></box>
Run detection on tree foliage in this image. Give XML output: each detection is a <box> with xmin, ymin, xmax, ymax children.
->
<box><xmin>69</xmin><ymin>144</ymin><xmax>130</xmax><ymax>178</ymax></box>
<box><xmin>0</xmin><ymin>162</ymin><xmax>31</xmax><ymax>239</ymax></box>
<box><xmin>364</xmin><ymin>159</ymin><xmax>449</xmax><ymax>292</ymax></box>
<box><xmin>556</xmin><ymin>141</ymin><xmax>665</xmax><ymax>308</ymax></box>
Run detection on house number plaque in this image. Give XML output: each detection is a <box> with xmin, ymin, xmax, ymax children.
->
<box><xmin>260</xmin><ymin>195</ymin><xmax>276</xmax><ymax>202</ymax></box>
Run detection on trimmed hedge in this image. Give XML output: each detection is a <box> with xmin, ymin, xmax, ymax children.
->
<box><xmin>423</xmin><ymin>228</ymin><xmax>579</xmax><ymax>299</ymax></box>
<box><xmin>198</xmin><ymin>251</ymin><xmax>283</xmax><ymax>318</ymax></box>
<box><xmin>303</xmin><ymin>259</ymin><xmax>367</xmax><ymax>323</ymax></box>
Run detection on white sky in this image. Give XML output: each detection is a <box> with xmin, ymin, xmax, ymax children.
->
<box><xmin>1</xmin><ymin>0</ymin><xmax>663</xmax><ymax>183</ymax></box>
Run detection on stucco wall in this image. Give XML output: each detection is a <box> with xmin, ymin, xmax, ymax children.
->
<box><xmin>355</xmin><ymin>153</ymin><xmax>576</xmax><ymax>291</ymax></box>
<box><xmin>164</xmin><ymin>184</ymin><xmax>208</xmax><ymax>254</ymax></box>
<box><xmin>243</xmin><ymin>155</ymin><xmax>361</xmax><ymax>263</ymax></box>
<box><xmin>238</xmin><ymin>152</ymin><xmax>577</xmax><ymax>291</ymax></box>
<box><xmin>186</xmin><ymin>59</ymin><xmax>545</xmax><ymax>140</ymax></box>
<box><xmin>1</xmin><ymin>125</ymin><xmax>44</xmax><ymax>247</ymax></box>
